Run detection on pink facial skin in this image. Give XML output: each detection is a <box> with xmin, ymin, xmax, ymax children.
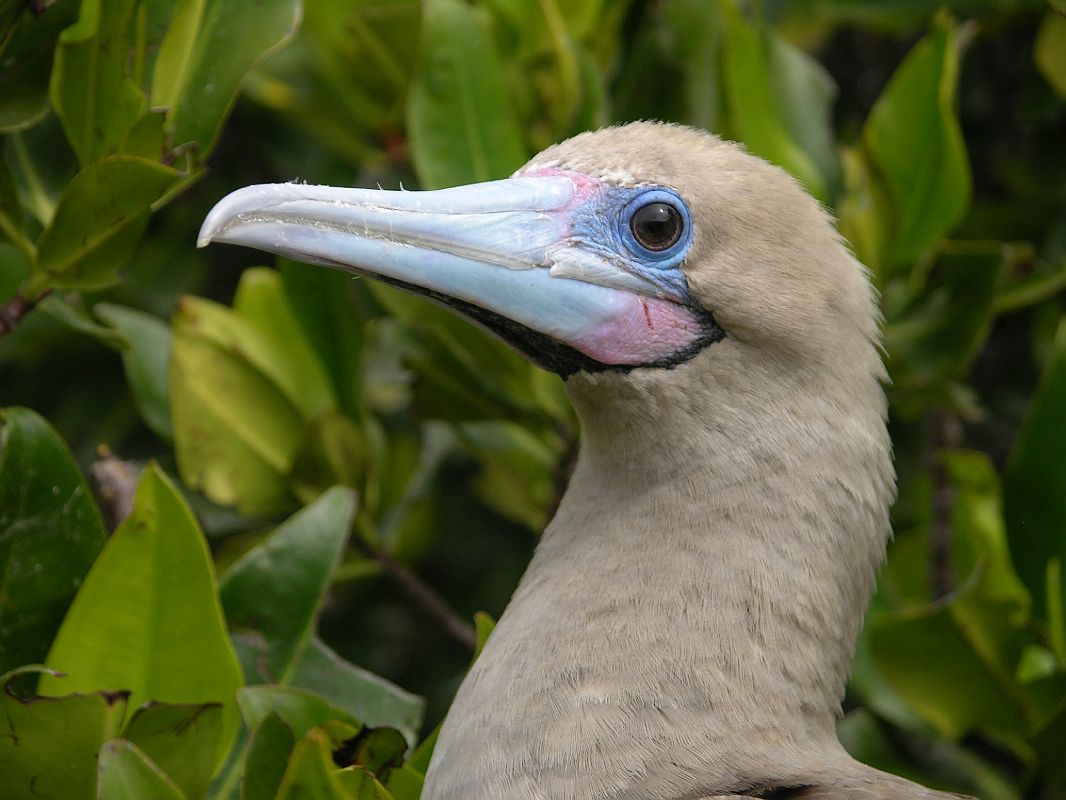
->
<box><xmin>570</xmin><ymin>293</ymin><xmax>709</xmax><ymax>366</ymax></box>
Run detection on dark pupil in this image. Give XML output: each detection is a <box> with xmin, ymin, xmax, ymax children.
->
<box><xmin>630</xmin><ymin>202</ymin><xmax>682</xmax><ymax>251</ymax></box>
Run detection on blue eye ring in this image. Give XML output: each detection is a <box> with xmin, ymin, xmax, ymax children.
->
<box><xmin>619</xmin><ymin>189</ymin><xmax>692</xmax><ymax>264</ymax></box>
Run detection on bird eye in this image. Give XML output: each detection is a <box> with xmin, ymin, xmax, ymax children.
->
<box><xmin>630</xmin><ymin>202</ymin><xmax>683</xmax><ymax>252</ymax></box>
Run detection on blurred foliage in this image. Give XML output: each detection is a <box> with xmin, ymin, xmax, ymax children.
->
<box><xmin>1</xmin><ymin>0</ymin><xmax>1065</xmax><ymax>797</ymax></box>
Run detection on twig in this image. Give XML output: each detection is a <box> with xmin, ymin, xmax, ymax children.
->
<box><xmin>351</xmin><ymin>533</ymin><xmax>476</xmax><ymax>654</ymax></box>
<box><xmin>0</xmin><ymin>290</ymin><xmax>50</xmax><ymax>336</ymax></box>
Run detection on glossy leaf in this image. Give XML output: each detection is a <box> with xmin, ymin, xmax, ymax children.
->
<box><xmin>152</xmin><ymin>0</ymin><xmax>301</xmax><ymax>160</ymax></box>
<box><xmin>96</xmin><ymin>739</ymin><xmax>187</xmax><ymax>800</ymax></box>
<box><xmin>38</xmin><ymin>293</ymin><xmax>129</xmax><ymax>349</ymax></box>
<box><xmin>122</xmin><ymin>702</ymin><xmax>223</xmax><ymax>800</ymax></box>
<box><xmin>884</xmin><ymin>245</ymin><xmax>1004</xmax><ymax>388</ymax></box>
<box><xmin>869</xmin><ymin>573</ymin><xmax>1028</xmax><ymax>740</ymax></box>
<box><xmin>39</xmin><ymin>464</ymin><xmax>243</xmax><ymax>764</ymax></box>
<box><xmin>230</xmin><ymin>267</ymin><xmax>336</xmax><ymax>420</ymax></box>
<box><xmin>170</xmin><ymin>294</ymin><xmax>304</xmax><ymax>515</ymax></box>
<box><xmin>1004</xmin><ymin>316</ymin><xmax>1066</xmax><ymax>615</ymax></box>
<box><xmin>288</xmin><ymin>638</ymin><xmax>423</xmax><ymax>746</ymax></box>
<box><xmin>274</xmin><ymin>727</ymin><xmax>359</xmax><ymax>800</ymax></box>
<box><xmin>408</xmin><ymin>0</ymin><xmax>528</xmax><ymax>189</ymax></box>
<box><xmin>237</xmin><ymin>685</ymin><xmax>361</xmax><ymax>739</ymax></box>
<box><xmin>0</xmin><ymin>1</ymin><xmax>78</xmax><ymax>133</ymax></box>
<box><xmin>241</xmin><ymin>712</ymin><xmax>295</xmax><ymax>800</ymax></box>
<box><xmin>221</xmin><ymin>486</ymin><xmax>355</xmax><ymax>681</ymax></box>
<box><xmin>334</xmin><ymin>766</ymin><xmax>395</xmax><ymax>800</ymax></box>
<box><xmin>0</xmin><ymin>407</ymin><xmax>107</xmax><ymax>674</ymax></box>
<box><xmin>95</xmin><ymin>303</ymin><xmax>173</xmax><ymax>441</ymax></box>
<box><xmin>49</xmin><ymin>0</ymin><xmax>145</xmax><ymax>166</ymax></box>
<box><xmin>1036</xmin><ymin>8</ymin><xmax>1066</xmax><ymax>98</ymax></box>
<box><xmin>30</xmin><ymin>156</ymin><xmax>177</xmax><ymax>292</ymax></box>
<box><xmin>0</xmin><ymin>668</ymin><xmax>128</xmax><ymax>800</ymax></box>
<box><xmin>720</xmin><ymin>0</ymin><xmax>838</xmax><ymax>201</ymax></box>
<box><xmin>863</xmin><ymin>13</ymin><xmax>971</xmax><ymax>267</ymax></box>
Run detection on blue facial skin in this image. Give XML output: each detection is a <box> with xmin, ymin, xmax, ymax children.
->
<box><xmin>570</xmin><ymin>186</ymin><xmax>697</xmax><ymax>306</ymax></box>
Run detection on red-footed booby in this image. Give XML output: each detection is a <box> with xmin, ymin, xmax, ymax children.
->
<box><xmin>200</xmin><ymin>123</ymin><xmax>970</xmax><ymax>799</ymax></box>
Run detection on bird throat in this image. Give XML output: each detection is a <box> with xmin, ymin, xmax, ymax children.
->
<box><xmin>422</xmin><ymin>347</ymin><xmax>893</xmax><ymax>799</ymax></box>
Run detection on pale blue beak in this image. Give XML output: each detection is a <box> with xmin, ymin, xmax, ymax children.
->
<box><xmin>198</xmin><ymin>171</ymin><xmax>718</xmax><ymax>373</ymax></box>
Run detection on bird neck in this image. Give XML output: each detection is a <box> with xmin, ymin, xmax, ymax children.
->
<box><xmin>422</xmin><ymin>343</ymin><xmax>894</xmax><ymax>798</ymax></box>
<box><xmin>549</xmin><ymin>345</ymin><xmax>893</xmax><ymax>749</ymax></box>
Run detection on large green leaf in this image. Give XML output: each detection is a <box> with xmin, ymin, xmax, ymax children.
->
<box><xmin>408</xmin><ymin>0</ymin><xmax>528</xmax><ymax>189</ymax></box>
<box><xmin>96</xmin><ymin>739</ymin><xmax>187</xmax><ymax>800</ymax></box>
<box><xmin>0</xmin><ymin>0</ymin><xmax>78</xmax><ymax>133</ymax></box>
<box><xmin>1036</xmin><ymin>7</ymin><xmax>1066</xmax><ymax>98</ymax></box>
<box><xmin>863</xmin><ymin>12</ymin><xmax>971</xmax><ymax>268</ymax></box>
<box><xmin>884</xmin><ymin>245</ymin><xmax>1004</xmax><ymax>389</ymax></box>
<box><xmin>94</xmin><ymin>303</ymin><xmax>173</xmax><ymax>441</ymax></box>
<box><xmin>170</xmin><ymin>294</ymin><xmax>305</xmax><ymax>515</ymax></box>
<box><xmin>273</xmin><ymin>727</ymin><xmax>359</xmax><ymax>800</ymax></box>
<box><xmin>151</xmin><ymin>0</ymin><xmax>300</xmax><ymax>160</ymax></box>
<box><xmin>240</xmin><ymin>712</ymin><xmax>295</xmax><ymax>800</ymax></box>
<box><xmin>221</xmin><ymin>487</ymin><xmax>356</xmax><ymax>682</ymax></box>
<box><xmin>29</xmin><ymin>156</ymin><xmax>177</xmax><ymax>293</ymax></box>
<box><xmin>230</xmin><ymin>268</ymin><xmax>337</xmax><ymax>420</ymax></box>
<box><xmin>39</xmin><ymin>464</ymin><xmax>243</xmax><ymax>765</ymax></box>
<box><xmin>122</xmin><ymin>702</ymin><xmax>223</xmax><ymax>800</ymax></box>
<box><xmin>0</xmin><ymin>407</ymin><xmax>107</xmax><ymax>675</ymax></box>
<box><xmin>237</xmin><ymin>685</ymin><xmax>361</xmax><ymax>738</ymax></box>
<box><xmin>49</xmin><ymin>0</ymin><xmax>145</xmax><ymax>166</ymax></box>
<box><xmin>869</xmin><ymin>573</ymin><xmax>1029</xmax><ymax>742</ymax></box>
<box><xmin>0</xmin><ymin>668</ymin><xmax>128</xmax><ymax>800</ymax></box>
<box><xmin>719</xmin><ymin>0</ymin><xmax>838</xmax><ymax>201</ymax></box>
<box><xmin>1004</xmin><ymin>316</ymin><xmax>1066</xmax><ymax>615</ymax></box>
<box><xmin>221</xmin><ymin>487</ymin><xmax>423</xmax><ymax>741</ymax></box>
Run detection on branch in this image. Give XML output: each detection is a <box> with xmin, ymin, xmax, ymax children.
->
<box><xmin>351</xmin><ymin>533</ymin><xmax>476</xmax><ymax>654</ymax></box>
<box><xmin>0</xmin><ymin>290</ymin><xmax>50</xmax><ymax>336</ymax></box>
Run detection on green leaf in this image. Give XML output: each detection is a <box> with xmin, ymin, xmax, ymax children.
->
<box><xmin>333</xmin><ymin>726</ymin><xmax>406</xmax><ymax>776</ymax></box>
<box><xmin>221</xmin><ymin>487</ymin><xmax>356</xmax><ymax>683</ymax></box>
<box><xmin>273</xmin><ymin>727</ymin><xmax>358</xmax><ymax>800</ymax></box>
<box><xmin>95</xmin><ymin>303</ymin><xmax>173</xmax><ymax>441</ymax></box>
<box><xmin>719</xmin><ymin>0</ymin><xmax>838</xmax><ymax>201</ymax></box>
<box><xmin>0</xmin><ymin>668</ymin><xmax>128</xmax><ymax>800</ymax></box>
<box><xmin>863</xmin><ymin>12</ymin><xmax>971</xmax><ymax>267</ymax></box>
<box><xmin>237</xmin><ymin>685</ymin><xmax>361</xmax><ymax>739</ymax></box>
<box><xmin>884</xmin><ymin>244</ymin><xmax>1004</xmax><ymax>388</ymax></box>
<box><xmin>0</xmin><ymin>407</ymin><xmax>107</xmax><ymax>675</ymax></box>
<box><xmin>0</xmin><ymin>1</ymin><xmax>78</xmax><ymax>133</ymax></box>
<box><xmin>408</xmin><ymin>0</ymin><xmax>528</xmax><ymax>189</ymax></box>
<box><xmin>1036</xmin><ymin>8</ymin><xmax>1066</xmax><ymax>98</ymax></box>
<box><xmin>869</xmin><ymin>572</ymin><xmax>1029</xmax><ymax>742</ymax></box>
<box><xmin>152</xmin><ymin>0</ymin><xmax>301</xmax><ymax>160</ymax></box>
<box><xmin>287</xmin><ymin>639</ymin><xmax>423</xmax><ymax>747</ymax></box>
<box><xmin>943</xmin><ymin>451</ymin><xmax>1031</xmax><ymax>614</ymax></box>
<box><xmin>289</xmin><ymin>411</ymin><xmax>365</xmax><ymax>504</ymax></box>
<box><xmin>836</xmin><ymin>145</ymin><xmax>895</xmax><ymax>277</ymax></box>
<box><xmin>39</xmin><ymin>463</ymin><xmax>243</xmax><ymax>766</ymax></box>
<box><xmin>122</xmin><ymin>702</ymin><xmax>223</xmax><ymax>800</ymax></box>
<box><xmin>170</xmin><ymin>294</ymin><xmax>304</xmax><ymax>515</ymax></box>
<box><xmin>334</xmin><ymin>766</ymin><xmax>394</xmax><ymax>800</ymax></box>
<box><xmin>38</xmin><ymin>293</ymin><xmax>130</xmax><ymax>349</ymax></box>
<box><xmin>49</xmin><ymin>0</ymin><xmax>145</xmax><ymax>166</ymax></box>
<box><xmin>220</xmin><ymin>488</ymin><xmax>424</xmax><ymax>742</ymax></box>
<box><xmin>230</xmin><ymin>267</ymin><xmax>337</xmax><ymax>420</ymax></box>
<box><xmin>30</xmin><ymin>156</ymin><xmax>177</xmax><ymax>292</ymax></box>
<box><xmin>241</xmin><ymin>713</ymin><xmax>295</xmax><ymax>800</ymax></box>
<box><xmin>96</xmin><ymin>739</ymin><xmax>187</xmax><ymax>800</ymax></box>
<box><xmin>1004</xmin><ymin>316</ymin><xmax>1066</xmax><ymax>616</ymax></box>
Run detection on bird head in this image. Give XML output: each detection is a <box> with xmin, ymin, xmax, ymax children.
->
<box><xmin>199</xmin><ymin>123</ymin><xmax>882</xmax><ymax>401</ymax></box>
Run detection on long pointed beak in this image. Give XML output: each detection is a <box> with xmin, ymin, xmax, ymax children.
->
<box><xmin>199</xmin><ymin>173</ymin><xmax>714</xmax><ymax>373</ymax></box>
